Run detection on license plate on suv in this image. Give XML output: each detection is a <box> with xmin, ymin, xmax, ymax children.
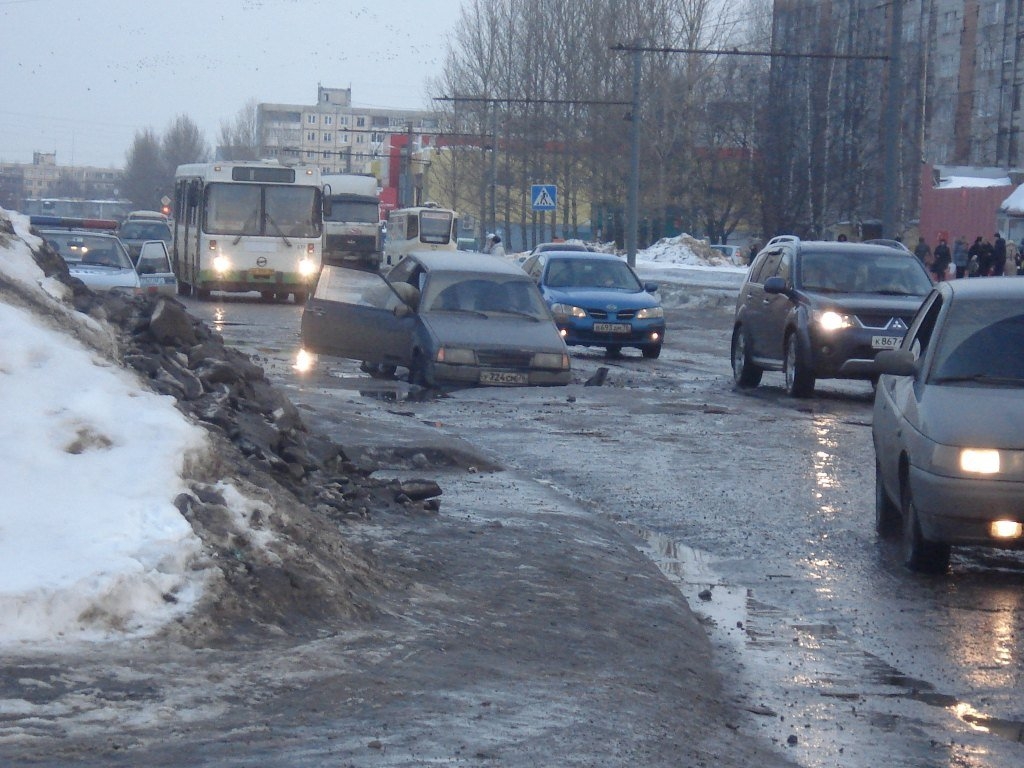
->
<box><xmin>871</xmin><ymin>335</ymin><xmax>902</xmax><ymax>350</ymax></box>
<box><xmin>593</xmin><ymin>322</ymin><xmax>631</xmax><ymax>333</ymax></box>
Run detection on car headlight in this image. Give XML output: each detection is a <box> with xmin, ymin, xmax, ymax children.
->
<box><xmin>636</xmin><ymin>306</ymin><xmax>664</xmax><ymax>319</ymax></box>
<box><xmin>813</xmin><ymin>309</ymin><xmax>853</xmax><ymax>330</ymax></box>
<box><xmin>294</xmin><ymin>348</ymin><xmax>317</xmax><ymax>373</ymax></box>
<box><xmin>298</xmin><ymin>257</ymin><xmax>318</xmax><ymax>277</ymax></box>
<box><xmin>550</xmin><ymin>303</ymin><xmax>587</xmax><ymax>320</ymax></box>
<box><xmin>212</xmin><ymin>254</ymin><xmax>232</xmax><ymax>274</ymax></box>
<box><xmin>960</xmin><ymin>448</ymin><xmax>1001</xmax><ymax>474</ymax></box>
<box><xmin>436</xmin><ymin>346</ymin><xmax>477</xmax><ymax>365</ymax></box>
<box><xmin>531</xmin><ymin>352</ymin><xmax>570</xmax><ymax>370</ymax></box>
<box><xmin>932</xmin><ymin>445</ymin><xmax>1002</xmax><ymax>475</ymax></box>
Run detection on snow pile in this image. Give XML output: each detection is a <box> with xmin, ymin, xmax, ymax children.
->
<box><xmin>636</xmin><ymin>234</ymin><xmax>743</xmax><ymax>268</ymax></box>
<box><xmin>0</xmin><ymin>208</ymin><xmax>210</xmax><ymax>646</ymax></box>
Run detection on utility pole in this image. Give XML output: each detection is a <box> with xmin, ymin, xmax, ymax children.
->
<box><xmin>626</xmin><ymin>47</ymin><xmax>641</xmax><ymax>268</ymax></box>
<box><xmin>883</xmin><ymin>0</ymin><xmax>903</xmax><ymax>239</ymax></box>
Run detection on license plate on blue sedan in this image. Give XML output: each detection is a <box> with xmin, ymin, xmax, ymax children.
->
<box><xmin>871</xmin><ymin>335</ymin><xmax>901</xmax><ymax>350</ymax></box>
<box><xmin>480</xmin><ymin>370</ymin><xmax>528</xmax><ymax>385</ymax></box>
<box><xmin>593</xmin><ymin>322</ymin><xmax>631</xmax><ymax>333</ymax></box>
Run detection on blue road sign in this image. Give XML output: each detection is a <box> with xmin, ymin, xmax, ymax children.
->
<box><xmin>531</xmin><ymin>184</ymin><xmax>557</xmax><ymax>211</ymax></box>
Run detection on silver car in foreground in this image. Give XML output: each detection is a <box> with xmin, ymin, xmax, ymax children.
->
<box><xmin>299</xmin><ymin>251</ymin><xmax>571</xmax><ymax>387</ymax></box>
<box><xmin>873</xmin><ymin>278</ymin><xmax>1024</xmax><ymax>572</ymax></box>
<box><xmin>33</xmin><ymin>216</ymin><xmax>141</xmax><ymax>295</ymax></box>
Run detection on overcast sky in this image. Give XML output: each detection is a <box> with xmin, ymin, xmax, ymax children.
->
<box><xmin>0</xmin><ymin>0</ymin><xmax>463</xmax><ymax>169</ymax></box>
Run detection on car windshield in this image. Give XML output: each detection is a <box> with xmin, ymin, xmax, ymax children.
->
<box><xmin>44</xmin><ymin>233</ymin><xmax>133</xmax><ymax>269</ymax></box>
<box><xmin>930</xmin><ymin>300</ymin><xmax>1024</xmax><ymax>385</ymax></box>
<box><xmin>545</xmin><ymin>258</ymin><xmax>642</xmax><ymax>291</ymax></box>
<box><xmin>799</xmin><ymin>251</ymin><xmax>932</xmax><ymax>295</ymax></box>
<box><xmin>119</xmin><ymin>221</ymin><xmax>171</xmax><ymax>241</ymax></box>
<box><xmin>423</xmin><ymin>273</ymin><xmax>549</xmax><ymax>319</ymax></box>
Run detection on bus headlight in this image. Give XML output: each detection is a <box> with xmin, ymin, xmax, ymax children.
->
<box><xmin>212</xmin><ymin>254</ymin><xmax>232</xmax><ymax>274</ymax></box>
<box><xmin>298</xmin><ymin>258</ymin><xmax>318</xmax><ymax>277</ymax></box>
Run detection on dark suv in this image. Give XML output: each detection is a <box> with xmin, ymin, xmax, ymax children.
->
<box><xmin>730</xmin><ymin>238</ymin><xmax>933</xmax><ymax>397</ymax></box>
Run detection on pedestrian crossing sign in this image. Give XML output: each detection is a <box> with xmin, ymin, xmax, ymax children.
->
<box><xmin>531</xmin><ymin>184</ymin><xmax>557</xmax><ymax>211</ymax></box>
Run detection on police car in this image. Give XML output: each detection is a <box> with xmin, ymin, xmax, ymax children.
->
<box><xmin>31</xmin><ymin>216</ymin><xmax>142</xmax><ymax>294</ymax></box>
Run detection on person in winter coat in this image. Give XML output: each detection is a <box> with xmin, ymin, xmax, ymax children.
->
<box><xmin>483</xmin><ymin>234</ymin><xmax>506</xmax><ymax>258</ymax></box>
<box><xmin>931</xmin><ymin>238</ymin><xmax>952</xmax><ymax>282</ymax></box>
<box><xmin>952</xmin><ymin>236</ymin><xmax>969</xmax><ymax>278</ymax></box>
<box><xmin>993</xmin><ymin>232</ymin><xmax>1007</xmax><ymax>276</ymax></box>
<box><xmin>914</xmin><ymin>236</ymin><xmax>933</xmax><ymax>267</ymax></box>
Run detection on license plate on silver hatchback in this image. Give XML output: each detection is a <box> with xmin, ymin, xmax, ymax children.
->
<box><xmin>480</xmin><ymin>370</ymin><xmax>528</xmax><ymax>385</ymax></box>
<box><xmin>871</xmin><ymin>335</ymin><xmax>901</xmax><ymax>350</ymax></box>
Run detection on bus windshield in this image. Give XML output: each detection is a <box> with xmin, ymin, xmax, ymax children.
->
<box><xmin>205</xmin><ymin>183</ymin><xmax>321</xmax><ymax>238</ymax></box>
<box><xmin>420</xmin><ymin>210</ymin><xmax>454</xmax><ymax>244</ymax></box>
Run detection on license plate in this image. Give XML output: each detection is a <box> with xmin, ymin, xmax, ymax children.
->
<box><xmin>480</xmin><ymin>370</ymin><xmax>528</xmax><ymax>385</ymax></box>
<box><xmin>250</xmin><ymin>268</ymin><xmax>275</xmax><ymax>278</ymax></box>
<box><xmin>871</xmin><ymin>335</ymin><xmax>901</xmax><ymax>350</ymax></box>
<box><xmin>593</xmin><ymin>322</ymin><xmax>631</xmax><ymax>333</ymax></box>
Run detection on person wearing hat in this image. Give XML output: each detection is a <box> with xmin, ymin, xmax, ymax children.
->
<box><xmin>483</xmin><ymin>233</ymin><xmax>506</xmax><ymax>258</ymax></box>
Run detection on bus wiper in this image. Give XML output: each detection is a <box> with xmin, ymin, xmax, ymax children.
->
<box><xmin>232</xmin><ymin>209</ymin><xmax>260</xmax><ymax>245</ymax></box>
<box><xmin>264</xmin><ymin>213</ymin><xmax>292</xmax><ymax>247</ymax></box>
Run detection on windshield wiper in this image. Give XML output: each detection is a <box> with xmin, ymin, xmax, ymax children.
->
<box><xmin>264</xmin><ymin>213</ymin><xmax>292</xmax><ymax>247</ymax></box>
<box><xmin>232</xmin><ymin>209</ymin><xmax>261</xmax><ymax>245</ymax></box>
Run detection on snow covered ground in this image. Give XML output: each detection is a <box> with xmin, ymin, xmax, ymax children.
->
<box><xmin>0</xmin><ymin>209</ymin><xmax>210</xmax><ymax>648</ymax></box>
<box><xmin>0</xmin><ymin>208</ymin><xmax>743</xmax><ymax>648</ymax></box>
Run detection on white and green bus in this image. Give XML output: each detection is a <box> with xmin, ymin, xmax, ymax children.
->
<box><xmin>172</xmin><ymin>161</ymin><xmax>323</xmax><ymax>303</ymax></box>
<box><xmin>382</xmin><ymin>203</ymin><xmax>458</xmax><ymax>266</ymax></box>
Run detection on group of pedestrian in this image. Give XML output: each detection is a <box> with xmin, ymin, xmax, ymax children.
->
<box><xmin>913</xmin><ymin>233</ymin><xmax>1022</xmax><ymax>280</ymax></box>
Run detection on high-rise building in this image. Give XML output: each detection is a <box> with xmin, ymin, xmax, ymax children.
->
<box><xmin>256</xmin><ymin>86</ymin><xmax>440</xmax><ymax>177</ymax></box>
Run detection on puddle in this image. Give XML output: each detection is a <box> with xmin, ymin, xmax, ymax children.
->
<box><xmin>631</xmin><ymin>524</ymin><xmax>1024</xmax><ymax>753</ymax></box>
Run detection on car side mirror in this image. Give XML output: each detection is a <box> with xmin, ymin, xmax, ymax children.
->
<box><xmin>874</xmin><ymin>349</ymin><xmax>918</xmax><ymax>376</ymax></box>
<box><xmin>644</xmin><ymin>282</ymin><xmax>659</xmax><ymax>293</ymax></box>
<box><xmin>764</xmin><ymin>276</ymin><xmax>788</xmax><ymax>294</ymax></box>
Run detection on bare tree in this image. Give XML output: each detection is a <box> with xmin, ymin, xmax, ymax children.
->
<box><xmin>121</xmin><ymin>129</ymin><xmax>165</xmax><ymax>210</ymax></box>
<box><xmin>162</xmin><ymin>115</ymin><xmax>209</xmax><ymax>180</ymax></box>
<box><xmin>217</xmin><ymin>100</ymin><xmax>261</xmax><ymax>161</ymax></box>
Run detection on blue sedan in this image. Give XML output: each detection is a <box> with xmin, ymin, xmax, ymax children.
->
<box><xmin>521</xmin><ymin>251</ymin><xmax>665</xmax><ymax>358</ymax></box>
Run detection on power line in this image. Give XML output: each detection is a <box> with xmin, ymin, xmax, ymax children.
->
<box><xmin>610</xmin><ymin>43</ymin><xmax>889</xmax><ymax>62</ymax></box>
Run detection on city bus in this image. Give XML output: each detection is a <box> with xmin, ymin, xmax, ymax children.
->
<box><xmin>382</xmin><ymin>203</ymin><xmax>458</xmax><ymax>266</ymax></box>
<box><xmin>172</xmin><ymin>161</ymin><xmax>323</xmax><ymax>303</ymax></box>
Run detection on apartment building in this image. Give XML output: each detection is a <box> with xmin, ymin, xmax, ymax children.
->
<box><xmin>765</xmin><ymin>0</ymin><xmax>1024</xmax><ymax>236</ymax></box>
<box><xmin>0</xmin><ymin>152</ymin><xmax>122</xmax><ymax>212</ymax></box>
<box><xmin>256</xmin><ymin>86</ymin><xmax>441</xmax><ymax>176</ymax></box>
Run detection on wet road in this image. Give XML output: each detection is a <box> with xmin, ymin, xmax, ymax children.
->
<box><xmin>182</xmin><ymin>277</ymin><xmax>1024</xmax><ymax>768</ymax></box>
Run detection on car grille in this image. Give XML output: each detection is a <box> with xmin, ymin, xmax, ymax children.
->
<box><xmin>856</xmin><ymin>313</ymin><xmax>914</xmax><ymax>330</ymax></box>
<box><xmin>325</xmin><ymin>233</ymin><xmax>376</xmax><ymax>253</ymax></box>
<box><xmin>476</xmin><ymin>349</ymin><xmax>533</xmax><ymax>367</ymax></box>
<box><xmin>587</xmin><ymin>308</ymin><xmax>637</xmax><ymax>320</ymax></box>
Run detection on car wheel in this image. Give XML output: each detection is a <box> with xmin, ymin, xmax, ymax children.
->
<box><xmin>408</xmin><ymin>351</ymin><xmax>429</xmax><ymax>387</ymax></box>
<box><xmin>641</xmin><ymin>343</ymin><xmax>662</xmax><ymax>359</ymax></box>
<box><xmin>260</xmin><ymin>291</ymin><xmax>274</xmax><ymax>302</ymax></box>
<box><xmin>731</xmin><ymin>326</ymin><xmax>763</xmax><ymax>388</ymax></box>
<box><xmin>900</xmin><ymin>481</ymin><xmax>950</xmax><ymax>573</ymax></box>
<box><xmin>874</xmin><ymin>460</ymin><xmax>900</xmax><ymax>537</ymax></box>
<box><xmin>605</xmin><ymin>345</ymin><xmax>622</xmax><ymax>358</ymax></box>
<box><xmin>177</xmin><ymin>280</ymin><xmax>192</xmax><ymax>297</ymax></box>
<box><xmin>293</xmin><ymin>291</ymin><xmax>308</xmax><ymax>305</ymax></box>
<box><xmin>784</xmin><ymin>332</ymin><xmax>815</xmax><ymax>398</ymax></box>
